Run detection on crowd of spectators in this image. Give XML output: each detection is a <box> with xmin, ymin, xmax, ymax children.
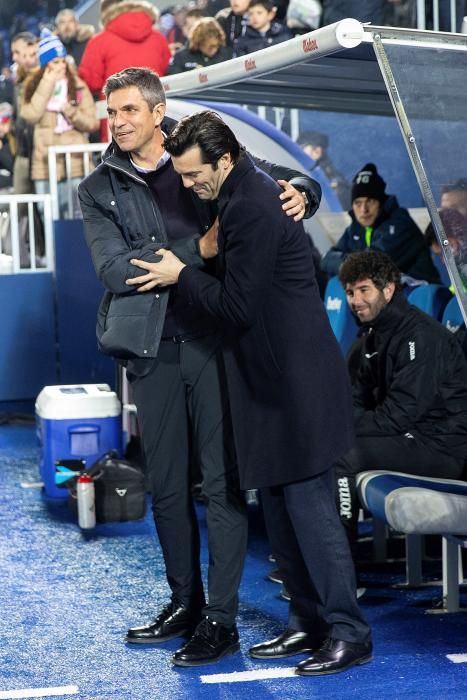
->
<box><xmin>0</xmin><ymin>0</ymin><xmax>465</xmax><ymax>244</ymax></box>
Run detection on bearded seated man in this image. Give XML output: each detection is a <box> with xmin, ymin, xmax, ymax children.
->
<box><xmin>334</xmin><ymin>250</ymin><xmax>467</xmax><ymax>554</ymax></box>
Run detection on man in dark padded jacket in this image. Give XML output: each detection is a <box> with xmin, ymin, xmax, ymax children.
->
<box><xmin>78</xmin><ymin>67</ymin><xmax>321</xmax><ymax>668</ymax></box>
<box><xmin>321</xmin><ymin>163</ymin><xmax>440</xmax><ymax>284</ymax></box>
<box><xmin>335</xmin><ymin>250</ymin><xmax>467</xmax><ymax>549</ymax></box>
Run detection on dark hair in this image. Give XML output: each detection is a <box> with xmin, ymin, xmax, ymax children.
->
<box><xmin>248</xmin><ymin>0</ymin><xmax>275</xmax><ymax>10</ymax></box>
<box><xmin>103</xmin><ymin>67</ymin><xmax>166</xmax><ymax>110</ymax></box>
<box><xmin>297</xmin><ymin>130</ymin><xmax>328</xmax><ymax>149</ymax></box>
<box><xmin>339</xmin><ymin>250</ymin><xmax>402</xmax><ymax>292</ymax></box>
<box><xmin>441</xmin><ymin>177</ymin><xmax>467</xmax><ymax>195</ymax></box>
<box><xmin>425</xmin><ymin>208</ymin><xmax>467</xmax><ymax>246</ymax></box>
<box><xmin>164</xmin><ymin>110</ymin><xmax>241</xmax><ymax>166</ymax></box>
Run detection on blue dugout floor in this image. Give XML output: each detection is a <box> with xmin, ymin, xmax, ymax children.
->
<box><xmin>1</xmin><ymin>424</ymin><xmax>467</xmax><ymax>700</ymax></box>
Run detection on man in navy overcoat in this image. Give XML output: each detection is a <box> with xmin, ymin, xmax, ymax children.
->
<box><xmin>127</xmin><ymin>111</ymin><xmax>372</xmax><ymax>675</ymax></box>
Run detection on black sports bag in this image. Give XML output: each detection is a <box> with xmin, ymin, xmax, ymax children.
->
<box><xmin>69</xmin><ymin>451</ymin><xmax>147</xmax><ymax>523</ymax></box>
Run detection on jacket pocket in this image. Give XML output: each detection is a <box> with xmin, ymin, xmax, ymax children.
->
<box><xmin>97</xmin><ymin>291</ymin><xmax>159</xmax><ymax>359</ymax></box>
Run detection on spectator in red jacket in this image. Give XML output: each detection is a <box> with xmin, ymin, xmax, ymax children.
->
<box><xmin>79</xmin><ymin>0</ymin><xmax>171</xmax><ymax>139</ymax></box>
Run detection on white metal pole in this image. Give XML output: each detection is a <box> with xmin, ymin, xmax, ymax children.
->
<box><xmin>416</xmin><ymin>0</ymin><xmax>426</xmax><ymax>29</ymax></box>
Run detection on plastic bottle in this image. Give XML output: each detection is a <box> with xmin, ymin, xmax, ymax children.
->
<box><xmin>77</xmin><ymin>473</ymin><xmax>96</xmax><ymax>529</ymax></box>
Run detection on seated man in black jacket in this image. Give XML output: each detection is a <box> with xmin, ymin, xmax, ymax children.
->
<box><xmin>335</xmin><ymin>250</ymin><xmax>467</xmax><ymax>550</ymax></box>
<box><xmin>321</xmin><ymin>163</ymin><xmax>440</xmax><ymax>284</ymax></box>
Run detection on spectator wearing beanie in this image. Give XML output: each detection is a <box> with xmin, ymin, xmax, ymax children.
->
<box><xmin>79</xmin><ymin>0</ymin><xmax>171</xmax><ymax>99</ymax></box>
<box><xmin>20</xmin><ymin>29</ymin><xmax>99</xmax><ymax>217</ymax></box>
<box><xmin>321</xmin><ymin>163</ymin><xmax>440</xmax><ymax>284</ymax></box>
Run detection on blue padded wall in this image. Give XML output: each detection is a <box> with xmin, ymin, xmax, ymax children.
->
<box><xmin>0</xmin><ymin>273</ymin><xmax>57</xmax><ymax>402</ymax></box>
<box><xmin>54</xmin><ymin>219</ymin><xmax>115</xmax><ymax>388</ymax></box>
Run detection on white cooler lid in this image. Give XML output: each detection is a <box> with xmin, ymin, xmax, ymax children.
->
<box><xmin>35</xmin><ymin>384</ymin><xmax>121</xmax><ymax>420</ymax></box>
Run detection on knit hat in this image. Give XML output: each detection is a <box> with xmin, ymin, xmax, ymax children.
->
<box><xmin>38</xmin><ymin>28</ymin><xmax>67</xmax><ymax>67</ymax></box>
<box><xmin>351</xmin><ymin>163</ymin><xmax>386</xmax><ymax>203</ymax></box>
<box><xmin>0</xmin><ymin>102</ymin><xmax>13</xmax><ymax>124</ymax></box>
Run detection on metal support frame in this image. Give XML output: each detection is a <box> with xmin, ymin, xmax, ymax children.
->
<box><xmin>371</xmin><ymin>33</ymin><xmax>467</xmax><ymax>326</ymax></box>
<box><xmin>0</xmin><ymin>193</ymin><xmax>54</xmax><ymax>273</ymax></box>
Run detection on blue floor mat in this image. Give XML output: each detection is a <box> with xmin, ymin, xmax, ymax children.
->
<box><xmin>1</xmin><ymin>425</ymin><xmax>467</xmax><ymax>699</ymax></box>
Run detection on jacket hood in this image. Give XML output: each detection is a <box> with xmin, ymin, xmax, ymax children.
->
<box><xmin>101</xmin><ymin>0</ymin><xmax>159</xmax><ymax>28</ymax></box>
<box><xmin>76</xmin><ymin>24</ymin><xmax>95</xmax><ymax>41</ymax></box>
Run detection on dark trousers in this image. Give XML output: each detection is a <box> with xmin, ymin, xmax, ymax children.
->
<box><xmin>261</xmin><ymin>469</ymin><xmax>371</xmax><ymax>644</ymax></box>
<box><xmin>335</xmin><ymin>434</ymin><xmax>465</xmax><ymax>549</ymax></box>
<box><xmin>130</xmin><ymin>333</ymin><xmax>248</xmax><ymax>626</ymax></box>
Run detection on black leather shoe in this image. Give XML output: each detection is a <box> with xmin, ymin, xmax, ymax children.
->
<box><xmin>296</xmin><ymin>638</ymin><xmax>373</xmax><ymax>676</ymax></box>
<box><xmin>266</xmin><ymin>568</ymin><xmax>283</xmax><ymax>584</ymax></box>
<box><xmin>172</xmin><ymin>617</ymin><xmax>240</xmax><ymax>667</ymax></box>
<box><xmin>249</xmin><ymin>629</ymin><xmax>323</xmax><ymax>659</ymax></box>
<box><xmin>125</xmin><ymin>600</ymin><xmax>200</xmax><ymax>644</ymax></box>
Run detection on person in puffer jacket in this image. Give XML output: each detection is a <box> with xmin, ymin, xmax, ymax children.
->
<box><xmin>321</xmin><ymin>162</ymin><xmax>440</xmax><ymax>284</ymax></box>
<box><xmin>20</xmin><ymin>29</ymin><xmax>99</xmax><ymax>217</ymax></box>
<box><xmin>79</xmin><ymin>0</ymin><xmax>171</xmax><ymax>140</ymax></box>
<box><xmin>335</xmin><ymin>250</ymin><xmax>467</xmax><ymax>552</ymax></box>
<box><xmin>234</xmin><ymin>0</ymin><xmax>291</xmax><ymax>56</ymax></box>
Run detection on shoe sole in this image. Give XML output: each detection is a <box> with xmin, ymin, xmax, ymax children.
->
<box><xmin>296</xmin><ymin>654</ymin><xmax>373</xmax><ymax>676</ymax></box>
<box><xmin>250</xmin><ymin>648</ymin><xmax>314</xmax><ymax>659</ymax></box>
<box><xmin>125</xmin><ymin>627</ymin><xmax>192</xmax><ymax>644</ymax></box>
<box><xmin>172</xmin><ymin>642</ymin><xmax>241</xmax><ymax>667</ymax></box>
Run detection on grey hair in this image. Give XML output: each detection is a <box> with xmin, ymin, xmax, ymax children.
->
<box><xmin>55</xmin><ymin>8</ymin><xmax>77</xmax><ymax>23</ymax></box>
<box><xmin>103</xmin><ymin>67</ymin><xmax>166</xmax><ymax>110</ymax></box>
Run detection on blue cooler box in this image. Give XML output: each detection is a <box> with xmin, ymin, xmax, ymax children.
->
<box><xmin>36</xmin><ymin>384</ymin><xmax>122</xmax><ymax>498</ymax></box>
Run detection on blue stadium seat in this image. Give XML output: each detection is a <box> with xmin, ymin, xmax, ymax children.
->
<box><xmin>324</xmin><ymin>275</ymin><xmax>357</xmax><ymax>354</ymax></box>
<box><xmin>431</xmin><ymin>250</ymin><xmax>451</xmax><ymax>286</ymax></box>
<box><xmin>407</xmin><ymin>283</ymin><xmax>452</xmax><ymax>320</ymax></box>
<box><xmin>442</xmin><ymin>295</ymin><xmax>464</xmax><ymax>333</ymax></box>
<box><xmin>357</xmin><ymin>470</ymin><xmax>467</xmax><ymax>612</ymax></box>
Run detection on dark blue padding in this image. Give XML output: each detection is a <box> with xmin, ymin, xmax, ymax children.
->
<box><xmin>324</xmin><ymin>275</ymin><xmax>358</xmax><ymax>353</ymax></box>
<box><xmin>431</xmin><ymin>250</ymin><xmax>451</xmax><ymax>287</ymax></box>
<box><xmin>442</xmin><ymin>294</ymin><xmax>464</xmax><ymax>333</ymax></box>
<box><xmin>54</xmin><ymin>219</ymin><xmax>115</xmax><ymax>388</ymax></box>
<box><xmin>362</xmin><ymin>472</ymin><xmax>467</xmax><ymax>522</ymax></box>
<box><xmin>408</xmin><ymin>284</ymin><xmax>453</xmax><ymax>321</ymax></box>
<box><xmin>0</xmin><ymin>272</ymin><xmax>57</xmax><ymax>401</ymax></box>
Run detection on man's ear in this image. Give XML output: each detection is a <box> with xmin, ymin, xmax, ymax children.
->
<box><xmin>383</xmin><ymin>281</ymin><xmax>396</xmax><ymax>302</ymax></box>
<box><xmin>219</xmin><ymin>152</ymin><xmax>233</xmax><ymax>169</ymax></box>
<box><xmin>153</xmin><ymin>102</ymin><xmax>166</xmax><ymax>127</ymax></box>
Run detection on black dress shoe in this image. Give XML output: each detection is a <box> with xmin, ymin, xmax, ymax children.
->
<box><xmin>296</xmin><ymin>638</ymin><xmax>373</xmax><ymax>676</ymax></box>
<box><xmin>266</xmin><ymin>568</ymin><xmax>283</xmax><ymax>584</ymax></box>
<box><xmin>249</xmin><ymin>629</ymin><xmax>322</xmax><ymax>659</ymax></box>
<box><xmin>125</xmin><ymin>600</ymin><xmax>200</xmax><ymax>644</ymax></box>
<box><xmin>172</xmin><ymin>617</ymin><xmax>240</xmax><ymax>667</ymax></box>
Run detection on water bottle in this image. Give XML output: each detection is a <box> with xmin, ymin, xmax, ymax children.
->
<box><xmin>77</xmin><ymin>473</ymin><xmax>96</xmax><ymax>529</ymax></box>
